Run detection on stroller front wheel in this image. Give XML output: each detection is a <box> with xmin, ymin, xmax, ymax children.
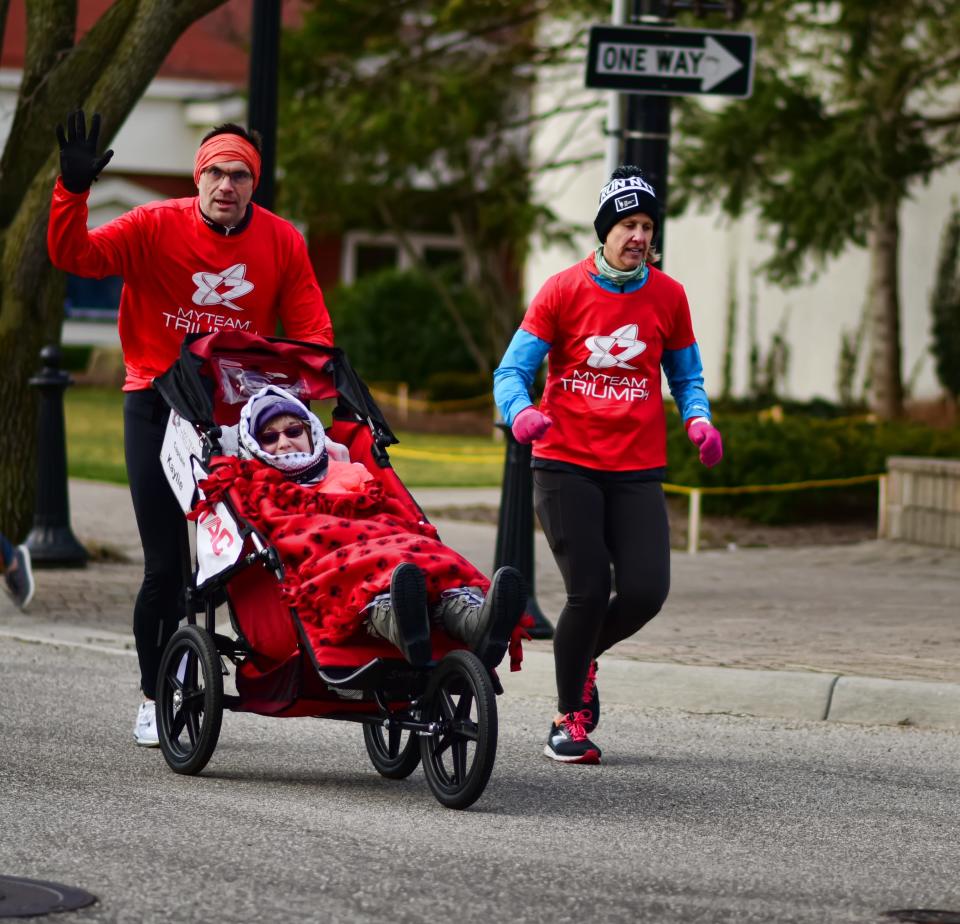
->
<box><xmin>420</xmin><ymin>650</ymin><xmax>498</xmax><ymax>810</ymax></box>
<box><xmin>157</xmin><ymin>625</ymin><xmax>224</xmax><ymax>775</ymax></box>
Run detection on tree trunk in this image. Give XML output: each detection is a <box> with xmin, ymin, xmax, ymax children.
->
<box><xmin>0</xmin><ymin>173</ymin><xmax>71</xmax><ymax>539</ymax></box>
<box><xmin>866</xmin><ymin>199</ymin><xmax>904</xmax><ymax>419</ymax></box>
<box><xmin>0</xmin><ymin>0</ymin><xmax>227</xmax><ymax>541</ymax></box>
<box><xmin>0</xmin><ymin>325</ymin><xmax>47</xmax><ymax>540</ymax></box>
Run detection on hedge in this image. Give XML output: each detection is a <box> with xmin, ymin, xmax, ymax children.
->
<box><xmin>328</xmin><ymin>268</ymin><xmax>487</xmax><ymax>388</ymax></box>
<box><xmin>665</xmin><ymin>414</ymin><xmax>960</xmax><ymax>523</ymax></box>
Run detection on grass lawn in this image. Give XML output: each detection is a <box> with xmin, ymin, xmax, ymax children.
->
<box><xmin>65</xmin><ymin>387</ymin><xmax>128</xmax><ymax>483</ymax></box>
<box><xmin>64</xmin><ymin>386</ymin><xmax>504</xmax><ymax>487</ymax></box>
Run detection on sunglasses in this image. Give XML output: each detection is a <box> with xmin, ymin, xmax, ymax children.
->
<box><xmin>258</xmin><ymin>423</ymin><xmax>307</xmax><ymax>447</ymax></box>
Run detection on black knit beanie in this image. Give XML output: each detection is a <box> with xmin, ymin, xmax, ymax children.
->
<box><xmin>593</xmin><ymin>172</ymin><xmax>659</xmax><ymax>243</ymax></box>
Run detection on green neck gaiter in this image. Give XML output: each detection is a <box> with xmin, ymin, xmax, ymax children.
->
<box><xmin>594</xmin><ymin>245</ymin><xmax>647</xmax><ymax>286</ymax></box>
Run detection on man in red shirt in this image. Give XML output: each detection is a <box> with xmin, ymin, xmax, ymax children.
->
<box><xmin>48</xmin><ymin>110</ymin><xmax>334</xmax><ymax>747</ymax></box>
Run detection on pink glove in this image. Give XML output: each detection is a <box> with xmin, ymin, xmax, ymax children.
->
<box><xmin>687</xmin><ymin>419</ymin><xmax>723</xmax><ymax>467</ymax></box>
<box><xmin>512</xmin><ymin>406</ymin><xmax>552</xmax><ymax>444</ymax></box>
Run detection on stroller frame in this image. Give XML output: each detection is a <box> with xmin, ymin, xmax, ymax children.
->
<box><xmin>152</xmin><ymin>330</ymin><xmax>503</xmax><ymax>810</ymax></box>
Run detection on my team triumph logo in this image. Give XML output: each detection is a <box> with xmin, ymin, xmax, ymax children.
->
<box><xmin>191</xmin><ymin>263</ymin><xmax>254</xmax><ymax>311</ymax></box>
<box><xmin>584</xmin><ymin>323</ymin><xmax>647</xmax><ymax>369</ymax></box>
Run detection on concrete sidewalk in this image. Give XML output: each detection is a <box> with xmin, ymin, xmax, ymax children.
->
<box><xmin>2</xmin><ymin>479</ymin><xmax>959</xmax><ymax>730</ymax></box>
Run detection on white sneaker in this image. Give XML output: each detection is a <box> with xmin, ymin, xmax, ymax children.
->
<box><xmin>133</xmin><ymin>700</ymin><xmax>160</xmax><ymax>748</ymax></box>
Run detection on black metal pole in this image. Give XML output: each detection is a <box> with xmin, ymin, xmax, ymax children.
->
<box><xmin>248</xmin><ymin>0</ymin><xmax>281</xmax><ymax>211</ymax></box>
<box><xmin>25</xmin><ymin>345</ymin><xmax>87</xmax><ymax>567</ymax></box>
<box><xmin>493</xmin><ymin>424</ymin><xmax>554</xmax><ymax>639</ymax></box>
<box><xmin>623</xmin><ymin>92</ymin><xmax>670</xmax><ymax>265</ymax></box>
<box><xmin>623</xmin><ymin>0</ymin><xmax>673</xmax><ymax>267</ymax></box>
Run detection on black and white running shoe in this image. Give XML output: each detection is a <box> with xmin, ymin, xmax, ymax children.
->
<box><xmin>543</xmin><ymin>710</ymin><xmax>601</xmax><ymax>764</ymax></box>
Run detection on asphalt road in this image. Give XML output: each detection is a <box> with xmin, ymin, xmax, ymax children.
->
<box><xmin>2</xmin><ymin>638</ymin><xmax>959</xmax><ymax>924</ymax></box>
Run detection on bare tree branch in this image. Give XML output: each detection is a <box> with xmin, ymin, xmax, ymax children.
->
<box><xmin>378</xmin><ymin>199</ymin><xmax>491</xmax><ymax>376</ymax></box>
<box><xmin>899</xmin><ymin>49</ymin><xmax>960</xmax><ymax>98</ymax></box>
<box><xmin>0</xmin><ymin>0</ymin><xmax>137</xmax><ymax>224</ymax></box>
<box><xmin>911</xmin><ymin>111</ymin><xmax>960</xmax><ymax>131</ymax></box>
<box><xmin>503</xmin><ymin>98</ymin><xmax>603</xmax><ymax>131</ymax></box>
<box><xmin>21</xmin><ymin>0</ymin><xmax>76</xmax><ymax>100</ymax></box>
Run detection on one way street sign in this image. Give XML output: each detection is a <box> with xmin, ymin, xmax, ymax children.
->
<box><xmin>586</xmin><ymin>25</ymin><xmax>755</xmax><ymax>98</ymax></box>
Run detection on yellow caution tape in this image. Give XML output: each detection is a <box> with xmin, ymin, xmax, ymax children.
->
<box><xmin>388</xmin><ymin>446</ymin><xmax>504</xmax><ymax>464</ymax></box>
<box><xmin>386</xmin><ymin>444</ymin><xmax>883</xmax><ymax>497</ymax></box>
<box><xmin>663</xmin><ymin>473</ymin><xmax>883</xmax><ymax>496</ymax></box>
<box><xmin>369</xmin><ymin>387</ymin><xmax>493</xmax><ymax>413</ymax></box>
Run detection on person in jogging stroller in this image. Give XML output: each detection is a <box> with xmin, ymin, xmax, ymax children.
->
<box><xmin>228</xmin><ymin>384</ymin><xmax>525</xmax><ymax>670</ymax></box>
<box><xmin>154</xmin><ymin>330</ymin><xmax>531</xmax><ymax>809</ymax></box>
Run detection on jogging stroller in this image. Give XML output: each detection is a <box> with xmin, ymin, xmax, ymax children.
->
<box><xmin>153</xmin><ymin>329</ymin><xmax>519</xmax><ymax>810</ymax></box>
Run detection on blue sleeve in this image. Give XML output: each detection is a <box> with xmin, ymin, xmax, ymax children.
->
<box><xmin>493</xmin><ymin>329</ymin><xmax>551</xmax><ymax>426</ymax></box>
<box><xmin>661</xmin><ymin>342</ymin><xmax>712</xmax><ymax>422</ymax></box>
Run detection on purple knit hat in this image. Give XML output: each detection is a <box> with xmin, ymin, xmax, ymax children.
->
<box><xmin>252</xmin><ymin>398</ymin><xmax>308</xmax><ymax>437</ymax></box>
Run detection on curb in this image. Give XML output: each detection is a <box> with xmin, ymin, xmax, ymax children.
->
<box><xmin>0</xmin><ymin>625</ymin><xmax>137</xmax><ymax>658</ymax></box>
<box><xmin>4</xmin><ymin>623</ymin><xmax>959</xmax><ymax>732</ymax></box>
<box><xmin>828</xmin><ymin>675</ymin><xmax>960</xmax><ymax>730</ymax></box>
<box><xmin>500</xmin><ymin>651</ymin><xmax>960</xmax><ymax>731</ymax></box>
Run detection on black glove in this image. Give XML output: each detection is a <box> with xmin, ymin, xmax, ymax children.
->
<box><xmin>55</xmin><ymin>110</ymin><xmax>114</xmax><ymax>194</ymax></box>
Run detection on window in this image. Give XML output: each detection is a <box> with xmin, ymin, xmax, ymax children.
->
<box><xmin>65</xmin><ymin>274</ymin><xmax>123</xmax><ymax>319</ymax></box>
<box><xmin>354</xmin><ymin>243</ymin><xmax>401</xmax><ymax>279</ymax></box>
<box><xmin>342</xmin><ymin>232</ymin><xmax>464</xmax><ymax>284</ymax></box>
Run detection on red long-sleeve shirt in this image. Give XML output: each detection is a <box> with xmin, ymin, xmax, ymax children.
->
<box><xmin>520</xmin><ymin>257</ymin><xmax>696</xmax><ymax>471</ymax></box>
<box><xmin>48</xmin><ymin>179</ymin><xmax>333</xmax><ymax>390</ymax></box>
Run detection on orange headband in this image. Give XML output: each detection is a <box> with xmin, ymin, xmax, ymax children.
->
<box><xmin>193</xmin><ymin>135</ymin><xmax>261</xmax><ymax>189</ymax></box>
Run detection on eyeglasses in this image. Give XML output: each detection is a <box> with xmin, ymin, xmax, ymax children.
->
<box><xmin>203</xmin><ymin>166</ymin><xmax>254</xmax><ymax>186</ymax></box>
<box><xmin>258</xmin><ymin>423</ymin><xmax>306</xmax><ymax>447</ymax></box>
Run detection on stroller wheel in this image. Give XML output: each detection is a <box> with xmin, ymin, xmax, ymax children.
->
<box><xmin>419</xmin><ymin>650</ymin><xmax>498</xmax><ymax>810</ymax></box>
<box><xmin>363</xmin><ymin>721</ymin><xmax>421</xmax><ymax>780</ymax></box>
<box><xmin>156</xmin><ymin>625</ymin><xmax>224</xmax><ymax>775</ymax></box>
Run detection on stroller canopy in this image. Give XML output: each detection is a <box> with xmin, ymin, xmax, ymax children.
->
<box><xmin>153</xmin><ymin>330</ymin><xmax>396</xmax><ymax>447</ymax></box>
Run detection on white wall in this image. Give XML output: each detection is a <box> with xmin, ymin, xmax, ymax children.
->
<box><xmin>526</xmin><ymin>28</ymin><xmax>956</xmax><ymax>404</ymax></box>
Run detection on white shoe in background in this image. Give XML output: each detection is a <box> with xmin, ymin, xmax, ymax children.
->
<box><xmin>133</xmin><ymin>700</ymin><xmax>160</xmax><ymax>748</ymax></box>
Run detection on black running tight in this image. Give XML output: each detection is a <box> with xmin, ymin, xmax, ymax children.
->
<box><xmin>534</xmin><ymin>469</ymin><xmax>671</xmax><ymax>715</ymax></box>
<box><xmin>124</xmin><ymin>389</ymin><xmax>190</xmax><ymax>699</ymax></box>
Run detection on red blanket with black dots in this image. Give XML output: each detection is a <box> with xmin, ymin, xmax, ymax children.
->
<box><xmin>191</xmin><ymin>456</ymin><xmax>490</xmax><ymax>645</ymax></box>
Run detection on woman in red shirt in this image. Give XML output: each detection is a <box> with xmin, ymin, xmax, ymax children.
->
<box><xmin>494</xmin><ymin>166</ymin><xmax>723</xmax><ymax>764</ymax></box>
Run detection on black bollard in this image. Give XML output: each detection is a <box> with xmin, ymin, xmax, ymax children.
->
<box><xmin>25</xmin><ymin>345</ymin><xmax>88</xmax><ymax>567</ymax></box>
<box><xmin>493</xmin><ymin>423</ymin><xmax>554</xmax><ymax>639</ymax></box>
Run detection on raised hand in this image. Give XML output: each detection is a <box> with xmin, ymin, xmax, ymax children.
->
<box><xmin>55</xmin><ymin>110</ymin><xmax>114</xmax><ymax>194</ymax></box>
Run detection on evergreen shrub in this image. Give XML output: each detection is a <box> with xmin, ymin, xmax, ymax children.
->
<box><xmin>425</xmin><ymin>370</ymin><xmax>490</xmax><ymax>402</ymax></box>
<box><xmin>666</xmin><ymin>414</ymin><xmax>960</xmax><ymax>523</ymax></box>
<box><xmin>328</xmin><ymin>268</ymin><xmax>487</xmax><ymax>389</ymax></box>
<box><xmin>60</xmin><ymin>344</ymin><xmax>93</xmax><ymax>372</ymax></box>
